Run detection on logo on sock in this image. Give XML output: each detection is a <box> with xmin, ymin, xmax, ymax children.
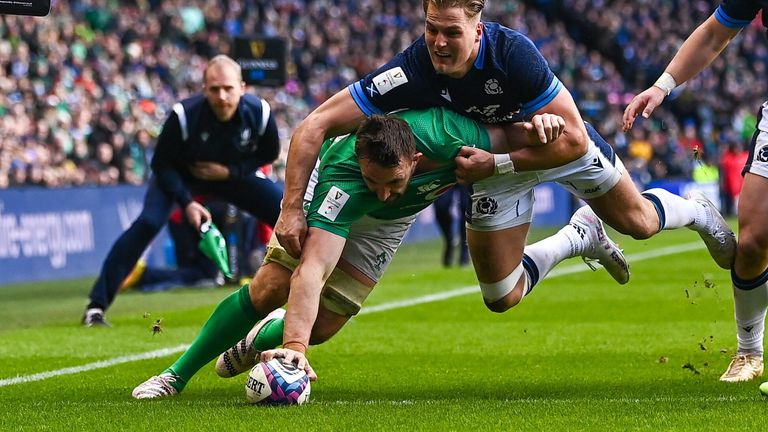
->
<box><xmin>743</xmin><ymin>325</ymin><xmax>754</xmax><ymax>333</ymax></box>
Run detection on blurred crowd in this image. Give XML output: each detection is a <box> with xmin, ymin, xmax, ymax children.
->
<box><xmin>0</xmin><ymin>0</ymin><xmax>759</xmax><ymax>210</ymax></box>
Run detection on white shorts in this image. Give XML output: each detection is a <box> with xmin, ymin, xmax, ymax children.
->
<box><xmin>468</xmin><ymin>140</ymin><xmax>625</xmax><ymax>231</ymax></box>
<box><xmin>745</xmin><ymin>101</ymin><xmax>768</xmax><ymax>179</ymax></box>
<box><xmin>264</xmin><ymin>214</ymin><xmax>414</xmax><ymax>316</ymax></box>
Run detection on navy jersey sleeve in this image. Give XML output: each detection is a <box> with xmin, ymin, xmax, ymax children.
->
<box><xmin>716</xmin><ymin>0</ymin><xmax>762</xmax><ymax>28</ymax></box>
<box><xmin>502</xmin><ymin>34</ymin><xmax>563</xmax><ymax>116</ymax></box>
<box><xmin>348</xmin><ymin>38</ymin><xmax>437</xmax><ymax>115</ymax></box>
<box><xmin>150</xmin><ymin>113</ymin><xmax>194</xmax><ymax>208</ymax></box>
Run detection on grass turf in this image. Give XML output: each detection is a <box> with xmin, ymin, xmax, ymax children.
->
<box><xmin>1</xmin><ymin>226</ymin><xmax>767</xmax><ymax>431</ymax></box>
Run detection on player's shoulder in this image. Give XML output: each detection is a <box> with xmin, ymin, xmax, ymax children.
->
<box><xmin>240</xmin><ymin>93</ymin><xmax>265</xmax><ymax>107</ymax></box>
<box><xmin>482</xmin><ymin>22</ymin><xmax>535</xmax><ymax>51</ymax></box>
<box><xmin>175</xmin><ymin>93</ymin><xmax>206</xmax><ymax>112</ymax></box>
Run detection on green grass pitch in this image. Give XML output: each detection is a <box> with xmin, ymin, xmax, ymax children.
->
<box><xmin>1</xmin><ymin>225</ymin><xmax>767</xmax><ymax>431</ymax></box>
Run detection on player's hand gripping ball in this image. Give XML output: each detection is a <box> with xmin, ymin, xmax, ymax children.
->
<box><xmin>245</xmin><ymin>358</ymin><xmax>311</xmax><ymax>405</ymax></box>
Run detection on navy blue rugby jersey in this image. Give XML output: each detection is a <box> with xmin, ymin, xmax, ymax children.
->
<box><xmin>348</xmin><ymin>22</ymin><xmax>563</xmax><ymax>124</ymax></box>
<box><xmin>715</xmin><ymin>0</ymin><xmax>768</xmax><ymax>29</ymax></box>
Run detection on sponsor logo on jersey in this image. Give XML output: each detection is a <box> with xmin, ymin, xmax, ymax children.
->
<box><xmin>465</xmin><ymin>105</ymin><xmax>521</xmax><ymax>123</ymax></box>
<box><xmin>319</xmin><ymin>186</ymin><xmax>350</xmax><ymax>222</ymax></box>
<box><xmin>416</xmin><ymin>180</ymin><xmax>456</xmax><ymax>201</ymax></box>
<box><xmin>484</xmin><ymin>79</ymin><xmax>503</xmax><ymax>95</ymax></box>
<box><xmin>425</xmin><ymin>183</ymin><xmax>456</xmax><ymax>201</ymax></box>
<box><xmin>416</xmin><ymin>180</ymin><xmax>442</xmax><ymax>194</ymax></box>
<box><xmin>372</xmin><ymin>67</ymin><xmax>409</xmax><ymax>95</ymax></box>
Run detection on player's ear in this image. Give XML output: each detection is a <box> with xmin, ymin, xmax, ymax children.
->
<box><xmin>475</xmin><ymin>21</ymin><xmax>483</xmax><ymax>42</ymax></box>
<box><xmin>411</xmin><ymin>152</ymin><xmax>423</xmax><ymax>164</ymax></box>
<box><xmin>239</xmin><ymin>81</ymin><xmax>246</xmax><ymax>95</ymax></box>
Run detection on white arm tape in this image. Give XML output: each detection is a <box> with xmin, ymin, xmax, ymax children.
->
<box><xmin>653</xmin><ymin>72</ymin><xmax>677</xmax><ymax>96</ymax></box>
<box><xmin>494</xmin><ymin>153</ymin><xmax>515</xmax><ymax>175</ymax></box>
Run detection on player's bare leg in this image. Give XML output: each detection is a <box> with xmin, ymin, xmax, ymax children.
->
<box><xmin>469</xmin><ymin>208</ymin><xmax>629</xmax><ymax>313</ymax></box>
<box><xmin>467</xmin><ymin>223</ymin><xmax>529</xmax><ymax>312</ymax></box>
<box><xmin>723</xmin><ymin>173</ymin><xmax>768</xmax><ymax>382</ymax></box>
<box><xmin>588</xmin><ymin>171</ymin><xmax>736</xmax><ymax>269</ymax></box>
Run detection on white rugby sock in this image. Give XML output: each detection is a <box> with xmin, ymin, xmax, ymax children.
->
<box><xmin>641</xmin><ymin>188</ymin><xmax>698</xmax><ymax>231</ymax></box>
<box><xmin>524</xmin><ymin>224</ymin><xmax>583</xmax><ymax>283</ymax></box>
<box><xmin>733</xmin><ymin>270</ymin><xmax>768</xmax><ymax>355</ymax></box>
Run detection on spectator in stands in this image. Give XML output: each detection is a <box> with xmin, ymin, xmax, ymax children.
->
<box><xmin>82</xmin><ymin>55</ymin><xmax>283</xmax><ymax>327</ymax></box>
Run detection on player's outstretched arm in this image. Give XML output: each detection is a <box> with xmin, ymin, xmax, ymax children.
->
<box><xmin>622</xmin><ymin>15</ymin><xmax>740</xmax><ymax>131</ymax></box>
<box><xmin>277</xmin><ymin>90</ymin><xmax>365</xmax><ymax>258</ymax></box>
<box><xmin>264</xmin><ymin>227</ymin><xmax>346</xmax><ymax>380</ymax></box>
<box><xmin>455</xmin><ymin>90</ymin><xmax>587</xmax><ymax>183</ymax></box>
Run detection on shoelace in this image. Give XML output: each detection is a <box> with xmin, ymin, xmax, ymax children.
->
<box><xmin>582</xmin><ymin>257</ymin><xmax>599</xmax><ymax>272</ymax></box>
<box><xmin>728</xmin><ymin>355</ymin><xmax>755</xmax><ymax>375</ymax></box>
<box><xmin>149</xmin><ymin>375</ymin><xmax>177</xmax><ymax>395</ymax></box>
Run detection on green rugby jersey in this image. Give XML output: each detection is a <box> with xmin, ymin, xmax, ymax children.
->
<box><xmin>306</xmin><ymin>107</ymin><xmax>491</xmax><ymax>238</ymax></box>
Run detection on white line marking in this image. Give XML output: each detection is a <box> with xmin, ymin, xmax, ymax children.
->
<box><xmin>0</xmin><ymin>241</ymin><xmax>704</xmax><ymax>387</ymax></box>
<box><xmin>0</xmin><ymin>345</ymin><xmax>190</xmax><ymax>387</ymax></box>
<box><xmin>325</xmin><ymin>394</ymin><xmax>753</xmax><ymax>405</ymax></box>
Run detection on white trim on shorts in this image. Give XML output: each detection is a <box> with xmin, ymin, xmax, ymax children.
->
<box><xmin>746</xmin><ymin>101</ymin><xmax>768</xmax><ymax>179</ymax></box>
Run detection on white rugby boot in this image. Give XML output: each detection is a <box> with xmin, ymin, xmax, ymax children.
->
<box><xmin>686</xmin><ymin>191</ymin><xmax>736</xmax><ymax>269</ymax></box>
<box><xmin>215</xmin><ymin>308</ymin><xmax>286</xmax><ymax>378</ymax></box>
<box><xmin>569</xmin><ymin>206</ymin><xmax>630</xmax><ymax>285</ymax></box>
<box><xmin>719</xmin><ymin>353</ymin><xmax>764</xmax><ymax>382</ymax></box>
<box><xmin>132</xmin><ymin>373</ymin><xmax>180</xmax><ymax>399</ymax></box>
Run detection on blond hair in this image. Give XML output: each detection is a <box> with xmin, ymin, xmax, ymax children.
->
<box><xmin>422</xmin><ymin>0</ymin><xmax>485</xmax><ymax>18</ymax></box>
<box><xmin>204</xmin><ymin>55</ymin><xmax>243</xmax><ymax>83</ymax></box>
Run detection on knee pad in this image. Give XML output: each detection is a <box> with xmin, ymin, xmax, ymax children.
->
<box><xmin>479</xmin><ymin>262</ymin><xmax>526</xmax><ymax>303</ymax></box>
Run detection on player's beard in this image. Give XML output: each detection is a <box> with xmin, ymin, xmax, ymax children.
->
<box><xmin>212</xmin><ymin>104</ymin><xmax>236</xmax><ymax>122</ymax></box>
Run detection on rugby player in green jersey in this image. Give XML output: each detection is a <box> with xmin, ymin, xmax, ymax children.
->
<box><xmin>132</xmin><ymin>108</ymin><xmax>625</xmax><ymax>397</ymax></box>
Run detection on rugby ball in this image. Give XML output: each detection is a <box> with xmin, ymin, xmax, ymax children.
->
<box><xmin>245</xmin><ymin>358</ymin><xmax>311</xmax><ymax>405</ymax></box>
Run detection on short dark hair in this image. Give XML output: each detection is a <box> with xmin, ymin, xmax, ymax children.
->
<box><xmin>422</xmin><ymin>0</ymin><xmax>485</xmax><ymax>18</ymax></box>
<box><xmin>354</xmin><ymin>115</ymin><xmax>416</xmax><ymax>167</ymax></box>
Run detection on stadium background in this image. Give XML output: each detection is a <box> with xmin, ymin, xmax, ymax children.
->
<box><xmin>0</xmin><ymin>0</ymin><xmax>760</xmax><ymax>283</ymax></box>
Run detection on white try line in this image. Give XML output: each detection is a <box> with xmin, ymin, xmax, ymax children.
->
<box><xmin>0</xmin><ymin>241</ymin><xmax>704</xmax><ymax>387</ymax></box>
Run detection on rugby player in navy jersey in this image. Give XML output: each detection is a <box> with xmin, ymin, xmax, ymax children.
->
<box><xmin>624</xmin><ymin>0</ymin><xmax>768</xmax><ymax>386</ymax></box>
<box><xmin>273</xmin><ymin>0</ymin><xmax>736</xmax><ymax>362</ymax></box>
<box><xmin>133</xmin><ymin>108</ymin><xmax>631</xmax><ymax>397</ymax></box>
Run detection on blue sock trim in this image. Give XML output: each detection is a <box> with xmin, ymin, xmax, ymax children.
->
<box><xmin>641</xmin><ymin>192</ymin><xmax>665</xmax><ymax>232</ymax></box>
<box><xmin>522</xmin><ymin>254</ymin><xmax>539</xmax><ymax>291</ymax></box>
<box><xmin>732</xmin><ymin>268</ymin><xmax>768</xmax><ymax>291</ymax></box>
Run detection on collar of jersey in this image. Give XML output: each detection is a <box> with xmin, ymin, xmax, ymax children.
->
<box><xmin>472</xmin><ymin>27</ymin><xmax>486</xmax><ymax>70</ymax></box>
